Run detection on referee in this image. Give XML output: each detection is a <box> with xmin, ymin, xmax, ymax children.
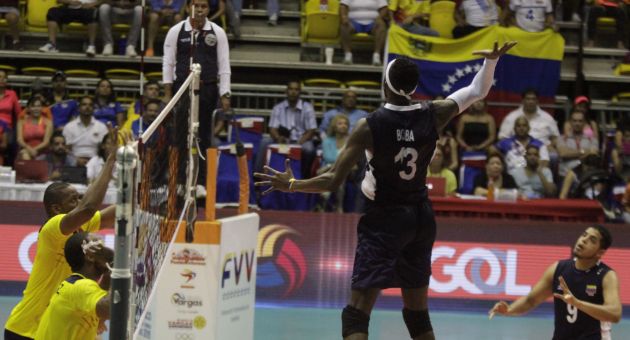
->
<box><xmin>163</xmin><ymin>0</ymin><xmax>231</xmax><ymax>192</ymax></box>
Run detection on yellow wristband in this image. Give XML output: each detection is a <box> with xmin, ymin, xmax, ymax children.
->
<box><xmin>288</xmin><ymin>178</ymin><xmax>296</xmax><ymax>192</ymax></box>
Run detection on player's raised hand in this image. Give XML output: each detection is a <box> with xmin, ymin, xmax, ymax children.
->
<box><xmin>489</xmin><ymin>301</ymin><xmax>510</xmax><ymax>319</ymax></box>
<box><xmin>472</xmin><ymin>41</ymin><xmax>518</xmax><ymax>60</ymax></box>
<box><xmin>553</xmin><ymin>276</ymin><xmax>578</xmax><ymax>306</ymax></box>
<box><xmin>254</xmin><ymin>159</ymin><xmax>295</xmax><ymax>195</ymax></box>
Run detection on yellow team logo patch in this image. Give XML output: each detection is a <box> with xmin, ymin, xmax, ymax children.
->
<box><xmin>585</xmin><ymin>284</ymin><xmax>597</xmax><ymax>297</ymax></box>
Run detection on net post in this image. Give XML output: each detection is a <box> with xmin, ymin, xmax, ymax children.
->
<box><xmin>110</xmin><ymin>145</ymin><xmax>137</xmax><ymax>340</ymax></box>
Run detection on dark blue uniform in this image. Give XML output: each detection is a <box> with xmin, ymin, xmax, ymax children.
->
<box><xmin>352</xmin><ymin>102</ymin><xmax>438</xmax><ymax>289</ymax></box>
<box><xmin>552</xmin><ymin>259</ymin><xmax>613</xmax><ymax>340</ymax></box>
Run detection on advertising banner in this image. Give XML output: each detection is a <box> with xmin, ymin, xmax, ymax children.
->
<box><xmin>2</xmin><ymin>211</ymin><xmax>629</xmax><ymax>313</ymax></box>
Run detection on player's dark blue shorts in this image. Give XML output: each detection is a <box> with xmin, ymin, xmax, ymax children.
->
<box><xmin>351</xmin><ymin>198</ymin><xmax>436</xmax><ymax>289</ymax></box>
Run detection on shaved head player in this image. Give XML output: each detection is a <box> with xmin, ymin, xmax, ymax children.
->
<box><xmin>255</xmin><ymin>41</ymin><xmax>516</xmax><ymax>340</ymax></box>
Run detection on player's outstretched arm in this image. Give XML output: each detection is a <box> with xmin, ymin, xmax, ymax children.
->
<box><xmin>554</xmin><ymin>272</ymin><xmax>622</xmax><ymax>323</ymax></box>
<box><xmin>254</xmin><ymin>118</ymin><xmax>372</xmax><ymax>194</ymax></box>
<box><xmin>490</xmin><ymin>261</ymin><xmax>557</xmax><ymax>318</ymax></box>
<box><xmin>435</xmin><ymin>41</ymin><xmax>517</xmax><ymax>131</ymax></box>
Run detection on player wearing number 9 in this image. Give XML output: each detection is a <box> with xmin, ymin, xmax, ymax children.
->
<box><xmin>255</xmin><ymin>41</ymin><xmax>516</xmax><ymax>340</ymax></box>
<box><xmin>489</xmin><ymin>225</ymin><xmax>622</xmax><ymax>340</ymax></box>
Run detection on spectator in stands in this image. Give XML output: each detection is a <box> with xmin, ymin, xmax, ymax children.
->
<box><xmin>340</xmin><ymin>0</ymin><xmax>388</xmax><ymax>65</ymax></box>
<box><xmin>622</xmin><ymin>183</ymin><xmax>630</xmax><ymax>223</ymax></box>
<box><xmin>93</xmin><ymin>79</ymin><xmax>125</xmax><ymax>127</ymax></box>
<box><xmin>231</xmin><ymin>0</ymin><xmax>280</xmax><ymax>26</ymax></box>
<box><xmin>122</xmin><ymin>80</ymin><xmax>162</xmax><ymax>131</ymax></box>
<box><xmin>62</xmin><ymin>96</ymin><xmax>109</xmax><ymax>166</ymax></box>
<box><xmin>493</xmin><ymin>116</ymin><xmax>550</xmax><ymax>171</ymax></box>
<box><xmin>37</xmin><ymin>131</ymin><xmax>77</xmax><ymax>180</ymax></box>
<box><xmin>453</xmin><ymin>0</ymin><xmax>502</xmax><ymax>38</ymax></box>
<box><xmin>47</xmin><ymin>71</ymin><xmax>78</xmax><ymax>130</ymax></box>
<box><xmin>38</xmin><ymin>0</ymin><xmax>99</xmax><ymax>56</ymax></box>
<box><xmin>99</xmin><ymin>0</ymin><xmax>142</xmax><ymax>57</ymax></box>
<box><xmin>473</xmin><ymin>153</ymin><xmax>518</xmax><ymax>196</ymax></box>
<box><xmin>427</xmin><ymin>144</ymin><xmax>458</xmax><ymax>195</ymax></box>
<box><xmin>504</xmin><ymin>0</ymin><xmax>556</xmax><ymax>32</ymax></box>
<box><xmin>319</xmin><ymin>89</ymin><xmax>368</xmax><ymax>139</ymax></box>
<box><xmin>498</xmin><ymin>89</ymin><xmax>559</xmax><ymax>150</ymax></box>
<box><xmin>388</xmin><ymin>0</ymin><xmax>439</xmax><ymax>36</ymax></box>
<box><xmin>318</xmin><ymin>114</ymin><xmax>351</xmax><ymax>212</ymax></box>
<box><xmin>563</xmin><ymin>95</ymin><xmax>599</xmax><ymax>141</ymax></box>
<box><xmin>256</xmin><ymin>80</ymin><xmax>317</xmax><ymax>178</ymax></box>
<box><xmin>557</xmin><ymin>110</ymin><xmax>599</xmax><ymax>178</ymax></box>
<box><xmin>0</xmin><ymin>0</ymin><xmax>22</xmax><ymax>50</ymax></box>
<box><xmin>437</xmin><ymin>128</ymin><xmax>459</xmax><ymax>172</ymax></box>
<box><xmin>455</xmin><ymin>99</ymin><xmax>496</xmax><ymax>152</ymax></box>
<box><xmin>146</xmin><ymin>0</ymin><xmax>184</xmax><ymax>57</ymax></box>
<box><xmin>0</xmin><ymin>124</ymin><xmax>7</xmax><ymax>165</ymax></box>
<box><xmin>86</xmin><ymin>133</ymin><xmax>117</xmax><ymax>185</ymax></box>
<box><xmin>510</xmin><ymin>144</ymin><xmax>557</xmax><ymax>198</ymax></box>
<box><xmin>129</xmin><ymin>99</ymin><xmax>161</xmax><ymax>139</ymax></box>
<box><xmin>560</xmin><ymin>154</ymin><xmax>609</xmax><ymax>199</ymax></box>
<box><xmin>0</xmin><ymin>69</ymin><xmax>20</xmax><ymax>134</ymax></box>
<box><xmin>586</xmin><ymin>0</ymin><xmax>627</xmax><ymax>49</ymax></box>
<box><xmin>19</xmin><ymin>81</ymin><xmax>53</xmax><ymax>121</ymax></box>
<box><xmin>612</xmin><ymin>118</ymin><xmax>630</xmax><ymax>182</ymax></box>
<box><xmin>225</xmin><ymin>0</ymin><xmax>242</xmax><ymax>38</ymax></box>
<box><xmin>16</xmin><ymin>96</ymin><xmax>53</xmax><ymax>160</ymax></box>
<box><xmin>208</xmin><ymin>0</ymin><xmax>226</xmax><ymax>23</ymax></box>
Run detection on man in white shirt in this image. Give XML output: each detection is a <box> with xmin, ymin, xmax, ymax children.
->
<box><xmin>557</xmin><ymin>110</ymin><xmax>599</xmax><ymax>177</ymax></box>
<box><xmin>505</xmin><ymin>0</ymin><xmax>555</xmax><ymax>32</ymax></box>
<box><xmin>163</xmin><ymin>0</ymin><xmax>231</xmax><ymax>189</ymax></box>
<box><xmin>453</xmin><ymin>0</ymin><xmax>501</xmax><ymax>38</ymax></box>
<box><xmin>62</xmin><ymin>96</ymin><xmax>109</xmax><ymax>166</ymax></box>
<box><xmin>340</xmin><ymin>0</ymin><xmax>388</xmax><ymax>65</ymax></box>
<box><xmin>498</xmin><ymin>89</ymin><xmax>559</xmax><ymax>147</ymax></box>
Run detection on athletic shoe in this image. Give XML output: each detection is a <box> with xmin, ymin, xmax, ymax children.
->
<box><xmin>102</xmin><ymin>43</ymin><xmax>113</xmax><ymax>56</ymax></box>
<box><xmin>372</xmin><ymin>53</ymin><xmax>381</xmax><ymax>66</ymax></box>
<box><xmin>38</xmin><ymin>42</ymin><xmax>59</xmax><ymax>53</ymax></box>
<box><xmin>126</xmin><ymin>45</ymin><xmax>138</xmax><ymax>57</ymax></box>
<box><xmin>343</xmin><ymin>52</ymin><xmax>352</xmax><ymax>65</ymax></box>
<box><xmin>268</xmin><ymin>14</ymin><xmax>278</xmax><ymax>26</ymax></box>
<box><xmin>86</xmin><ymin>45</ymin><xmax>96</xmax><ymax>57</ymax></box>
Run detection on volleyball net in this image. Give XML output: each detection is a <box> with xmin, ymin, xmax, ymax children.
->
<box><xmin>109</xmin><ymin>64</ymin><xmax>202</xmax><ymax>339</ymax></box>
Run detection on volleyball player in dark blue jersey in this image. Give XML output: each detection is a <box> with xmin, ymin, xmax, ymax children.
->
<box><xmin>490</xmin><ymin>225</ymin><xmax>622</xmax><ymax>340</ymax></box>
<box><xmin>256</xmin><ymin>41</ymin><xmax>516</xmax><ymax>340</ymax></box>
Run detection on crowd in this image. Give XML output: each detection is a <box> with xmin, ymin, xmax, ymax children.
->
<box><xmin>0</xmin><ymin>0</ymin><xmax>629</xmax><ymax>221</ymax></box>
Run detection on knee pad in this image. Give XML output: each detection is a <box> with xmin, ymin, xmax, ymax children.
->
<box><xmin>402</xmin><ymin>308</ymin><xmax>432</xmax><ymax>339</ymax></box>
<box><xmin>341</xmin><ymin>305</ymin><xmax>370</xmax><ymax>338</ymax></box>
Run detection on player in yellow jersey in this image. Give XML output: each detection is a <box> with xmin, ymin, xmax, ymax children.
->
<box><xmin>4</xmin><ymin>128</ymin><xmax>122</xmax><ymax>340</ymax></box>
<box><xmin>36</xmin><ymin>232</ymin><xmax>113</xmax><ymax>340</ymax></box>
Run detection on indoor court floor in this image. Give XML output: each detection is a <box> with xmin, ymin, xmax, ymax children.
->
<box><xmin>2</xmin><ymin>296</ymin><xmax>629</xmax><ymax>339</ymax></box>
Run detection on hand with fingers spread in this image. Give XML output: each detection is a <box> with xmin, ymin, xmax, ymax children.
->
<box><xmin>472</xmin><ymin>41</ymin><xmax>518</xmax><ymax>60</ymax></box>
<box><xmin>553</xmin><ymin>276</ymin><xmax>578</xmax><ymax>306</ymax></box>
<box><xmin>254</xmin><ymin>159</ymin><xmax>296</xmax><ymax>195</ymax></box>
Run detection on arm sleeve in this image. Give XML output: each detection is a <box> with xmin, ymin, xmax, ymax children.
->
<box><xmin>498</xmin><ymin>114</ymin><xmax>514</xmax><ymax>140</ymax></box>
<box><xmin>304</xmin><ymin>103</ymin><xmax>317</xmax><ymax>130</ymax></box>
<box><xmin>76</xmin><ymin>280</ymin><xmax>108</xmax><ymax>315</ymax></box>
<box><xmin>446</xmin><ymin>58</ymin><xmax>498</xmax><ymax>114</ymax></box>
<box><xmin>162</xmin><ymin>24</ymin><xmax>179</xmax><ymax>84</ymax></box>
<box><xmin>214</xmin><ymin>23</ymin><xmax>231</xmax><ymax>97</ymax></box>
<box><xmin>539</xmin><ymin>144</ymin><xmax>550</xmax><ymax>161</ymax></box>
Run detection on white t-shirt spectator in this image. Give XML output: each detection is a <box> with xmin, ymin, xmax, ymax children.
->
<box><xmin>341</xmin><ymin>0</ymin><xmax>388</xmax><ymax>25</ymax></box>
<box><xmin>86</xmin><ymin>155</ymin><xmax>118</xmax><ymax>186</ymax></box>
<box><xmin>69</xmin><ymin>0</ymin><xmax>98</xmax><ymax>9</ymax></box>
<box><xmin>509</xmin><ymin>0</ymin><xmax>553</xmax><ymax>32</ymax></box>
<box><xmin>62</xmin><ymin>117</ymin><xmax>109</xmax><ymax>159</ymax></box>
<box><xmin>498</xmin><ymin>107</ymin><xmax>559</xmax><ymax>145</ymax></box>
<box><xmin>459</xmin><ymin>0</ymin><xmax>500</xmax><ymax>27</ymax></box>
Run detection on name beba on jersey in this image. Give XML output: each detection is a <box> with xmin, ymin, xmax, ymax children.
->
<box><xmin>396</xmin><ymin>129</ymin><xmax>415</xmax><ymax>142</ymax></box>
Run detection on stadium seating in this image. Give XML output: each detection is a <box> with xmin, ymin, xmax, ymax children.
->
<box><xmin>26</xmin><ymin>0</ymin><xmax>56</xmax><ymax>32</ymax></box>
<box><xmin>301</xmin><ymin>0</ymin><xmax>341</xmax><ymax>46</ymax></box>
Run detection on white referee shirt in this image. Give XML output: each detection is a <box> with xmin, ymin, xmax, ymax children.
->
<box><xmin>162</xmin><ymin>18</ymin><xmax>231</xmax><ymax>97</ymax></box>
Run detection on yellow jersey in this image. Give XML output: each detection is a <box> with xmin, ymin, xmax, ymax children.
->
<box><xmin>4</xmin><ymin>212</ymin><xmax>101</xmax><ymax>338</ymax></box>
<box><xmin>35</xmin><ymin>273</ymin><xmax>107</xmax><ymax>340</ymax></box>
<box><xmin>388</xmin><ymin>0</ymin><xmax>431</xmax><ymax>20</ymax></box>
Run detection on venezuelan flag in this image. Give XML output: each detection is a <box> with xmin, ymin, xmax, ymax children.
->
<box><xmin>386</xmin><ymin>24</ymin><xmax>565</xmax><ymax>122</ymax></box>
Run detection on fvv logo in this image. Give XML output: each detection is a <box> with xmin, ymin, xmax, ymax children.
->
<box><xmin>430</xmin><ymin>246</ymin><xmax>531</xmax><ymax>295</ymax></box>
<box><xmin>222</xmin><ymin>249</ymin><xmax>255</xmax><ymax>288</ymax></box>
